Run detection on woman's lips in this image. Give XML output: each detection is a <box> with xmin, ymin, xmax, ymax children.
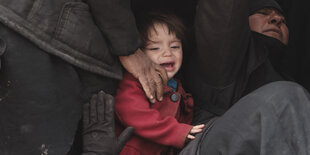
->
<box><xmin>160</xmin><ymin>62</ymin><xmax>175</xmax><ymax>71</ymax></box>
<box><xmin>263</xmin><ymin>28</ymin><xmax>282</xmax><ymax>36</ymax></box>
<box><xmin>262</xmin><ymin>27</ymin><xmax>283</xmax><ymax>41</ymax></box>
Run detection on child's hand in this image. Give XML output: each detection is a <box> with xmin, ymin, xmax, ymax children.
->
<box><xmin>187</xmin><ymin>124</ymin><xmax>205</xmax><ymax>140</ymax></box>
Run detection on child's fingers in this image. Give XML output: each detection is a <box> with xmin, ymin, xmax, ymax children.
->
<box><xmin>194</xmin><ymin>124</ymin><xmax>205</xmax><ymax>129</ymax></box>
<box><xmin>190</xmin><ymin>128</ymin><xmax>203</xmax><ymax>134</ymax></box>
<box><xmin>188</xmin><ymin>124</ymin><xmax>205</xmax><ymax>140</ymax></box>
<box><xmin>187</xmin><ymin>134</ymin><xmax>195</xmax><ymax>140</ymax></box>
<box><xmin>190</xmin><ymin>124</ymin><xmax>205</xmax><ymax>133</ymax></box>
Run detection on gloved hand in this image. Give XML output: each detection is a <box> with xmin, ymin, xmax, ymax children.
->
<box><xmin>82</xmin><ymin>91</ymin><xmax>134</xmax><ymax>155</ymax></box>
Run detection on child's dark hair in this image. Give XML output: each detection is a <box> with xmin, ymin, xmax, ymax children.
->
<box><xmin>136</xmin><ymin>10</ymin><xmax>186</xmax><ymax>49</ymax></box>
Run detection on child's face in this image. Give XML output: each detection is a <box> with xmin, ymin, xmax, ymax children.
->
<box><xmin>144</xmin><ymin>23</ymin><xmax>183</xmax><ymax>79</ymax></box>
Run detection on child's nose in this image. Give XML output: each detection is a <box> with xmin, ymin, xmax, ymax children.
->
<box><xmin>163</xmin><ymin>48</ymin><xmax>172</xmax><ymax>56</ymax></box>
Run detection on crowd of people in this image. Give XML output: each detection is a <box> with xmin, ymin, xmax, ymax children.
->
<box><xmin>1</xmin><ymin>0</ymin><xmax>310</xmax><ymax>154</ymax></box>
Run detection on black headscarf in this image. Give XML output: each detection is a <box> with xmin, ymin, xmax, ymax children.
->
<box><xmin>249</xmin><ymin>0</ymin><xmax>283</xmax><ymax>15</ymax></box>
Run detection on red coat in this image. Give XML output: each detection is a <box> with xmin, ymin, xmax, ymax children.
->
<box><xmin>115</xmin><ymin>73</ymin><xmax>194</xmax><ymax>155</ymax></box>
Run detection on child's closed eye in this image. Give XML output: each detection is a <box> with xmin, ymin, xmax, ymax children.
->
<box><xmin>149</xmin><ymin>47</ymin><xmax>159</xmax><ymax>51</ymax></box>
<box><xmin>171</xmin><ymin>46</ymin><xmax>180</xmax><ymax>49</ymax></box>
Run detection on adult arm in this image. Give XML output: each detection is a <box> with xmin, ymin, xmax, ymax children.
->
<box><xmin>119</xmin><ymin>49</ymin><xmax>168</xmax><ymax>103</ymax></box>
<box><xmin>85</xmin><ymin>0</ymin><xmax>167</xmax><ymax>102</ymax></box>
<box><xmin>194</xmin><ymin>0</ymin><xmax>251</xmax><ymax>87</ymax></box>
<box><xmin>115</xmin><ymin>74</ymin><xmax>192</xmax><ymax>148</ymax></box>
<box><xmin>84</xmin><ymin>0</ymin><xmax>140</xmax><ymax>56</ymax></box>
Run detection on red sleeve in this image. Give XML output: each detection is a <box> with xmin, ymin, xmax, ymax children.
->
<box><xmin>115</xmin><ymin>74</ymin><xmax>193</xmax><ymax>148</ymax></box>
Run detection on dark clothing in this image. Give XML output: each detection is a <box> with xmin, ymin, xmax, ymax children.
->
<box><xmin>0</xmin><ymin>0</ymin><xmax>141</xmax><ymax>79</ymax></box>
<box><xmin>0</xmin><ymin>24</ymin><xmax>107</xmax><ymax>155</ymax></box>
<box><xmin>181</xmin><ymin>0</ymin><xmax>310</xmax><ymax>154</ymax></box>
<box><xmin>184</xmin><ymin>0</ymin><xmax>292</xmax><ymax>122</ymax></box>
<box><xmin>180</xmin><ymin>81</ymin><xmax>310</xmax><ymax>155</ymax></box>
<box><xmin>280</xmin><ymin>0</ymin><xmax>310</xmax><ymax>91</ymax></box>
<box><xmin>248</xmin><ymin>0</ymin><xmax>283</xmax><ymax>15</ymax></box>
<box><xmin>0</xmin><ymin>21</ymin><xmax>118</xmax><ymax>155</ymax></box>
<box><xmin>0</xmin><ymin>0</ymin><xmax>140</xmax><ymax>154</ymax></box>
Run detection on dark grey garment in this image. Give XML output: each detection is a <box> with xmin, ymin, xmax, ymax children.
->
<box><xmin>0</xmin><ymin>23</ymin><xmax>118</xmax><ymax>155</ymax></box>
<box><xmin>179</xmin><ymin>117</ymin><xmax>217</xmax><ymax>155</ymax></box>
<box><xmin>180</xmin><ymin>81</ymin><xmax>310</xmax><ymax>155</ymax></box>
<box><xmin>0</xmin><ymin>0</ymin><xmax>141</xmax><ymax>80</ymax></box>
<box><xmin>198</xmin><ymin>81</ymin><xmax>310</xmax><ymax>155</ymax></box>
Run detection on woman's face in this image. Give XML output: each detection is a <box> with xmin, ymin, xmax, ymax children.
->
<box><xmin>249</xmin><ymin>8</ymin><xmax>289</xmax><ymax>45</ymax></box>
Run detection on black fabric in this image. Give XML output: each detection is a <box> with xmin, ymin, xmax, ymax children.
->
<box><xmin>184</xmin><ymin>0</ymin><xmax>291</xmax><ymax>122</ymax></box>
<box><xmin>185</xmin><ymin>32</ymin><xmax>289</xmax><ymax>121</ymax></box>
<box><xmin>278</xmin><ymin>0</ymin><xmax>310</xmax><ymax>91</ymax></box>
<box><xmin>249</xmin><ymin>0</ymin><xmax>283</xmax><ymax>15</ymax></box>
<box><xmin>0</xmin><ymin>37</ymin><xmax>5</xmax><ymax>69</ymax></box>
<box><xmin>243</xmin><ymin>32</ymin><xmax>292</xmax><ymax>94</ymax></box>
<box><xmin>0</xmin><ymin>23</ymin><xmax>81</xmax><ymax>155</ymax></box>
<box><xmin>0</xmin><ymin>23</ymin><xmax>118</xmax><ymax>155</ymax></box>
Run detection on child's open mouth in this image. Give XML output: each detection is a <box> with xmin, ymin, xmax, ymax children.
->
<box><xmin>160</xmin><ymin>62</ymin><xmax>175</xmax><ymax>71</ymax></box>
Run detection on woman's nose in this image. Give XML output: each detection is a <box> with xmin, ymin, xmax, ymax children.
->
<box><xmin>269</xmin><ymin>11</ymin><xmax>285</xmax><ymax>26</ymax></box>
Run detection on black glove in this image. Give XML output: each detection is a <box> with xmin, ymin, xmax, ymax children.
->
<box><xmin>0</xmin><ymin>38</ymin><xmax>6</xmax><ymax>70</ymax></box>
<box><xmin>82</xmin><ymin>91</ymin><xmax>134</xmax><ymax>155</ymax></box>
